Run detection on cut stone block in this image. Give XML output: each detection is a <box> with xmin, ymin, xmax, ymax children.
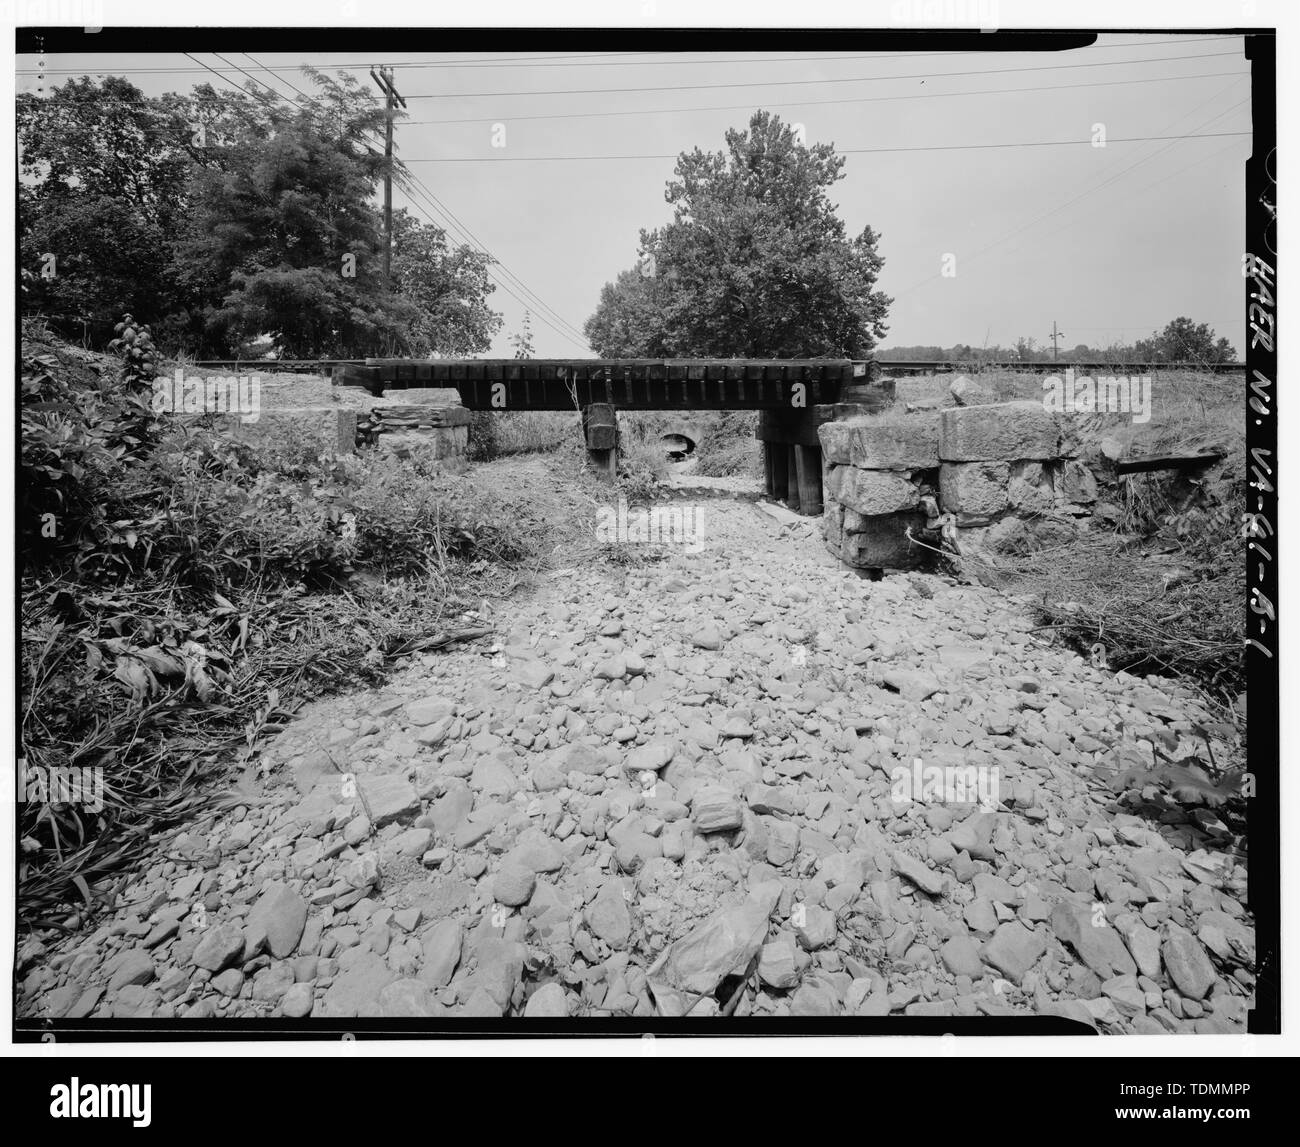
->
<box><xmin>961</xmin><ymin>515</ymin><xmax>1078</xmax><ymax>559</ymax></box>
<box><xmin>1007</xmin><ymin>461</ymin><xmax>1056</xmax><ymax>513</ymax></box>
<box><xmin>1058</xmin><ymin>459</ymin><xmax>1098</xmax><ymax>504</ymax></box>
<box><xmin>380</xmin><ymin>387</ymin><xmax>463</xmax><ymax>405</ymax></box>
<box><xmin>372</xmin><ymin>404</ymin><xmax>472</xmax><ymax>428</ymax></box>
<box><xmin>939</xmin><ymin>401</ymin><xmax>1063</xmax><ymax>461</ymax></box>
<box><xmin>834</xmin><ymin>511</ymin><xmax>930</xmax><ymax>569</ymax></box>
<box><xmin>823</xmin><ymin>501</ymin><xmax>845</xmax><ymax>548</ymax></box>
<box><xmin>939</xmin><ymin>462</ymin><xmax>1009</xmax><ymax>524</ymax></box>
<box><xmin>691</xmin><ymin>786</ymin><xmax>744</xmax><ymax>833</ymax></box>
<box><xmin>357</xmin><ymin>774</ymin><xmax>421</xmax><ymax>828</ymax></box>
<box><xmin>818</xmin><ymin>414</ymin><xmax>940</xmax><ymax>470</ymax></box>
<box><xmin>824</xmin><ymin>465</ymin><xmax>921</xmax><ymax>515</ymax></box>
<box><xmin>215</xmin><ymin>408</ymin><xmax>357</xmax><ymax>454</ymax></box>
<box><xmin>949</xmin><ymin>375</ymin><xmax>998</xmax><ymax>406</ymax></box>
<box><xmin>376</xmin><ymin>425</ymin><xmax>468</xmax><ymax>461</ymax></box>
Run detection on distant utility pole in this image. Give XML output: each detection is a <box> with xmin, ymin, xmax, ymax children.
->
<box><xmin>1048</xmin><ymin>320</ymin><xmax>1064</xmax><ymax>362</ymax></box>
<box><xmin>370</xmin><ymin>65</ymin><xmax>407</xmax><ymax>291</ymax></box>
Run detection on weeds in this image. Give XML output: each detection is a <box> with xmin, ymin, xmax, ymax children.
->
<box><xmin>19</xmin><ymin>325</ymin><xmax>570</xmax><ymax>923</ymax></box>
<box><xmin>919</xmin><ymin>369</ymin><xmax>1246</xmax><ymax>701</ymax></box>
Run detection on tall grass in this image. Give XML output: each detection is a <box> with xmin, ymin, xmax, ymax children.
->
<box><xmin>895</xmin><ymin>370</ymin><xmax>1247</xmax><ymax>700</ymax></box>
<box><xmin>468</xmin><ymin>410</ymin><xmax>578</xmax><ymax>460</ymax></box>
<box><xmin>19</xmin><ymin>323</ymin><xmax>589</xmax><ymax>924</ymax></box>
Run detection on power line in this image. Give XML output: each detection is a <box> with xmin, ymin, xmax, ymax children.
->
<box><xmin>398</xmin><ymin>179</ymin><xmax>591</xmax><ymax>351</ymax></box>
<box><xmin>343</xmin><ymin>36</ymin><xmax>1248</xmax><ymax>68</ymax></box>
<box><xmin>71</xmin><ymin>64</ymin><xmax>1255</xmax><ymax>141</ymax></box>
<box><xmin>177</xmin><ymin>53</ymin><xmax>589</xmax><ymax>352</ymax></box>
<box><xmin>887</xmin><ymin>84</ymin><xmax>1250</xmax><ymax>301</ymax></box>
<box><xmin>243</xmin><ymin>52</ymin><xmax>313</xmax><ymax>102</ymax></box>
<box><xmin>1067</xmin><ymin>318</ymin><xmax>1242</xmax><ymax>331</ymax></box>
<box><xmin>31</xmin><ymin>47</ymin><xmax>1240</xmax><ymax>93</ymax></box>
<box><xmin>392</xmin><ymin>67</ymin><xmax>1249</xmax><ymax>127</ymax></box>
<box><xmin>958</xmin><ymin>95</ymin><xmax>1252</xmax><ymax>269</ymax></box>
<box><xmin>402</xmin><ymin>181</ymin><xmax>590</xmax><ymax>345</ymax></box>
<box><xmin>181</xmin><ymin>51</ymin><xmax>263</xmax><ymax>99</ymax></box>
<box><xmin>403</xmin><ymin>187</ymin><xmax>590</xmax><ymax>348</ymax></box>
<box><xmin>209</xmin><ymin>52</ymin><xmax>285</xmax><ymax>106</ymax></box>
<box><xmin>395</xmin><ymin>50</ymin><xmax>1243</xmax><ymax>99</ymax></box>
<box><xmin>18</xmin><ymin>37</ymin><xmax>1242</xmax><ymax>76</ymax></box>
<box><xmin>16</xmin><ymin>52</ymin><xmax>652</xmax><ymax>76</ymax></box>
<box><xmin>393</xmin><ymin>161</ymin><xmax>590</xmax><ymax>343</ymax></box>
<box><xmin>396</xmin><ymin>130</ymin><xmax>1251</xmax><ymax>163</ymax></box>
<box><xmin>992</xmin><ymin>133</ymin><xmax>1248</xmax><ymax>268</ymax></box>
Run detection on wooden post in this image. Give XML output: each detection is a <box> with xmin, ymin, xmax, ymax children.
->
<box><xmin>785</xmin><ymin>444</ymin><xmax>802</xmax><ymax>513</ymax></box>
<box><xmin>763</xmin><ymin>441</ymin><xmax>776</xmax><ymax>498</ymax></box>
<box><xmin>583</xmin><ymin>403</ymin><xmax>618</xmax><ymax>480</ymax></box>
<box><xmin>769</xmin><ymin>440</ymin><xmax>789</xmax><ymax>502</ymax></box>
<box><xmin>794</xmin><ymin>444</ymin><xmax>823</xmax><ymax>516</ymax></box>
<box><xmin>370</xmin><ymin>67</ymin><xmax>406</xmax><ymax>291</ymax></box>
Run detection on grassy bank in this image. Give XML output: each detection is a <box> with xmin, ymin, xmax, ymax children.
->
<box><xmin>19</xmin><ymin>323</ymin><xmax>592</xmax><ymax>924</ymax></box>
<box><xmin>892</xmin><ymin>370</ymin><xmax>1246</xmax><ymax>701</ymax></box>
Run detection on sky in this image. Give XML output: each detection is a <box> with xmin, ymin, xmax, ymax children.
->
<box><xmin>16</xmin><ymin>34</ymin><xmax>1253</xmax><ymax>359</ymax></box>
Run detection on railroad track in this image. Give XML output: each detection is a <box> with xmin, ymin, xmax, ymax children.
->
<box><xmin>183</xmin><ymin>357</ymin><xmax>1247</xmax><ymax>378</ymax></box>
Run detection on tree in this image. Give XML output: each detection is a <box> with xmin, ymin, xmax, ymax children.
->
<box><xmin>585</xmin><ymin>111</ymin><xmax>890</xmax><ymax>358</ymax></box>
<box><xmin>17</xmin><ymin>76</ymin><xmax>193</xmax><ymax>228</ymax></box>
<box><xmin>1134</xmin><ymin>317</ymin><xmax>1236</xmax><ymax>365</ymax></box>
<box><xmin>172</xmin><ymin>75</ymin><xmax>402</xmax><ymax>357</ymax></box>
<box><xmin>390</xmin><ymin>210</ymin><xmax>501</xmax><ymax>357</ymax></box>
<box><xmin>585</xmin><ymin>268</ymin><xmax>675</xmax><ymax>358</ymax></box>
<box><xmin>509</xmin><ymin>311</ymin><xmax>535</xmax><ymax>359</ymax></box>
<box><xmin>18</xmin><ymin>77</ymin><xmax>194</xmax><ymax>330</ymax></box>
<box><xmin>20</xmin><ymin>67</ymin><xmax>505</xmax><ymax>359</ymax></box>
<box><xmin>20</xmin><ymin>192</ymin><xmax>170</xmax><ymax>328</ymax></box>
<box><xmin>1014</xmin><ymin>336</ymin><xmax>1045</xmax><ymax>362</ymax></box>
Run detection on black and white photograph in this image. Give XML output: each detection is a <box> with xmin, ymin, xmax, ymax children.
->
<box><xmin>4</xmin><ymin>0</ymin><xmax>1291</xmax><ymax>1092</ymax></box>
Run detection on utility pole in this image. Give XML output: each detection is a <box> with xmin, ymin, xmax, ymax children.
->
<box><xmin>370</xmin><ymin>65</ymin><xmax>406</xmax><ymax>291</ymax></box>
<box><xmin>1048</xmin><ymin>320</ymin><xmax>1064</xmax><ymax>362</ymax></box>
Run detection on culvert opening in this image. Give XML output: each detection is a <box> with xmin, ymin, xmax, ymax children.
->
<box><xmin>661</xmin><ymin>432</ymin><xmax>696</xmax><ymax>462</ymax></box>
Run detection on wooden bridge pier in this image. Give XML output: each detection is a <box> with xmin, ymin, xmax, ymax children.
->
<box><xmin>335</xmin><ymin>357</ymin><xmax>893</xmax><ymax>512</ymax></box>
<box><xmin>582</xmin><ymin>403</ymin><xmax>618</xmax><ymax>479</ymax></box>
<box><xmin>759</xmin><ymin>411</ymin><xmax>825</xmax><ymax>516</ymax></box>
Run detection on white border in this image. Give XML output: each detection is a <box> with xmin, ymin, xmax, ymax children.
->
<box><xmin>2</xmin><ymin>0</ymin><xmax>1294</xmax><ymax>1060</ymax></box>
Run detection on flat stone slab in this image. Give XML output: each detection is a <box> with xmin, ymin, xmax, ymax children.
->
<box><xmin>358</xmin><ymin>774</ymin><xmax>421</xmax><ymax>827</ymax></box>
<box><xmin>940</xmin><ymin>401</ymin><xmax>1064</xmax><ymax>462</ymax></box>
<box><xmin>825</xmin><ymin>466</ymin><xmax>922</xmax><ymax>515</ymax></box>
<box><xmin>819</xmin><ymin>414</ymin><xmax>940</xmax><ymax>469</ymax></box>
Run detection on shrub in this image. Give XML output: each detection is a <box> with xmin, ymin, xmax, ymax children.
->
<box><xmin>692</xmin><ymin>411</ymin><xmax>761</xmax><ymax>477</ymax></box>
<box><xmin>19</xmin><ymin>327</ymin><xmax>569</xmax><ymax>922</ymax></box>
<box><xmin>106</xmin><ymin>312</ymin><xmax>160</xmax><ymax>388</ymax></box>
<box><xmin>467</xmin><ymin>409</ymin><xmax>499</xmax><ymax>461</ymax></box>
<box><xmin>20</xmin><ymin>338</ymin><xmax>165</xmax><ymax>567</ymax></box>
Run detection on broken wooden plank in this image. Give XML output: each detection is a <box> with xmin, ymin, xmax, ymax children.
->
<box><xmin>1117</xmin><ymin>452</ymin><xmax>1223</xmax><ymax>474</ymax></box>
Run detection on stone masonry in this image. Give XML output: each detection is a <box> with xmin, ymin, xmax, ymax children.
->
<box><xmin>819</xmin><ymin>399</ymin><xmax>1101</xmax><ymax>570</ymax></box>
<box><xmin>818</xmin><ymin>412</ymin><xmax>941</xmax><ymax>569</ymax></box>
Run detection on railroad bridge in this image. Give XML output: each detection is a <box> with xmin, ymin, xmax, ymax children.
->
<box><xmin>335</xmin><ymin>358</ymin><xmax>894</xmax><ymax>515</ymax></box>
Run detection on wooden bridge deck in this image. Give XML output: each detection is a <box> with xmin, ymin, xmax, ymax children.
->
<box><xmin>336</xmin><ymin>358</ymin><xmax>873</xmax><ymax>410</ymax></box>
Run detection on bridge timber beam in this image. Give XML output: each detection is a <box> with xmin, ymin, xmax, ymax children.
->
<box><xmin>337</xmin><ymin>358</ymin><xmax>893</xmax><ymax>509</ymax></box>
<box><xmin>336</xmin><ymin>358</ymin><xmax>873</xmax><ymax>411</ymax></box>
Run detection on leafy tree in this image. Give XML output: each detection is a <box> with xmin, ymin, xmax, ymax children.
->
<box><xmin>390</xmin><ymin>210</ymin><xmax>501</xmax><ymax>357</ymax></box>
<box><xmin>20</xmin><ymin>192</ymin><xmax>170</xmax><ymax>328</ymax></box>
<box><xmin>173</xmin><ymin>76</ymin><xmax>402</xmax><ymax>357</ymax></box>
<box><xmin>876</xmin><ymin>344</ymin><xmax>946</xmax><ymax>361</ymax></box>
<box><xmin>1014</xmin><ymin>336</ymin><xmax>1047</xmax><ymax>362</ymax></box>
<box><xmin>18</xmin><ymin>77</ymin><xmax>193</xmax><ymax>329</ymax></box>
<box><xmin>509</xmin><ymin>311</ymin><xmax>536</xmax><ymax>359</ymax></box>
<box><xmin>20</xmin><ymin>67</ymin><xmax>504</xmax><ymax>359</ymax></box>
<box><xmin>17</xmin><ymin>76</ymin><xmax>193</xmax><ymax>228</ymax></box>
<box><xmin>585</xmin><ymin>111</ymin><xmax>890</xmax><ymax>358</ymax></box>
<box><xmin>1134</xmin><ymin>318</ymin><xmax>1236</xmax><ymax>365</ymax></box>
<box><xmin>585</xmin><ymin>268</ymin><xmax>675</xmax><ymax>358</ymax></box>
